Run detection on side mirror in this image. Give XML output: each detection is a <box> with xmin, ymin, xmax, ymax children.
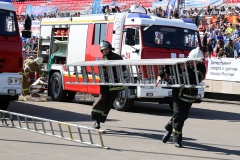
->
<box><xmin>126</xmin><ymin>28</ymin><xmax>136</xmax><ymax>46</ymax></box>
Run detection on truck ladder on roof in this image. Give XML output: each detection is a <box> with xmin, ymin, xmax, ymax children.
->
<box><xmin>0</xmin><ymin>110</ymin><xmax>109</xmax><ymax>149</ymax></box>
<box><xmin>66</xmin><ymin>58</ymin><xmax>206</xmax><ymax>89</ymax></box>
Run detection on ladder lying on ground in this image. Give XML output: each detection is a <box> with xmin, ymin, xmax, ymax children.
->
<box><xmin>66</xmin><ymin>58</ymin><xmax>206</xmax><ymax>88</ymax></box>
<box><xmin>0</xmin><ymin>110</ymin><xmax>109</xmax><ymax>149</ymax></box>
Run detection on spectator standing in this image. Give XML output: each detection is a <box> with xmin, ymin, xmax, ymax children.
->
<box><xmin>202</xmin><ymin>32</ymin><xmax>208</xmax><ymax>52</ymax></box>
<box><xmin>192</xmin><ymin>8</ymin><xmax>198</xmax><ymax>18</ymax></box>
<box><xmin>219</xmin><ymin>6</ymin><xmax>226</xmax><ymax>18</ymax></box>
<box><xmin>232</xmin><ymin>25</ymin><xmax>240</xmax><ymax>39</ymax></box>
<box><xmin>206</xmin><ymin>5</ymin><xmax>212</xmax><ymax>15</ymax></box>
<box><xmin>233</xmin><ymin>6</ymin><xmax>239</xmax><ymax>15</ymax></box>
<box><xmin>207</xmin><ymin>38</ymin><xmax>214</xmax><ymax>55</ymax></box>
<box><xmin>214</xmin><ymin>39</ymin><xmax>225</xmax><ymax>56</ymax></box>
<box><xmin>218</xmin><ymin>48</ymin><xmax>225</xmax><ymax>58</ymax></box>
<box><xmin>224</xmin><ymin>23</ymin><xmax>234</xmax><ymax>37</ymax></box>
<box><xmin>187</xmin><ymin>8</ymin><xmax>193</xmax><ymax>18</ymax></box>
<box><xmin>224</xmin><ymin>38</ymin><xmax>235</xmax><ymax>57</ymax></box>
<box><xmin>210</xmin><ymin>6</ymin><xmax>218</xmax><ymax>15</ymax></box>
<box><xmin>198</xmin><ymin>20</ymin><xmax>206</xmax><ymax>33</ymax></box>
<box><xmin>226</xmin><ymin>7</ymin><xmax>232</xmax><ymax>15</ymax></box>
<box><xmin>234</xmin><ymin>38</ymin><xmax>240</xmax><ymax>57</ymax></box>
<box><xmin>179</xmin><ymin>10</ymin><xmax>187</xmax><ymax>18</ymax></box>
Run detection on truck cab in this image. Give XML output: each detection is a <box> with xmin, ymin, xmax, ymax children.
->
<box><xmin>112</xmin><ymin>10</ymin><xmax>205</xmax><ymax>111</ymax></box>
<box><xmin>0</xmin><ymin>0</ymin><xmax>23</xmax><ymax>110</ymax></box>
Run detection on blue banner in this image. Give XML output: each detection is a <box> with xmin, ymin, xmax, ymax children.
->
<box><xmin>152</xmin><ymin>1</ymin><xmax>168</xmax><ymax>9</ymax></box>
<box><xmin>30</xmin><ymin>6</ymin><xmax>58</xmax><ymax>16</ymax></box>
<box><xmin>166</xmin><ymin>0</ymin><xmax>176</xmax><ymax>18</ymax></box>
<box><xmin>185</xmin><ymin>0</ymin><xmax>223</xmax><ymax>7</ymax></box>
<box><xmin>0</xmin><ymin>0</ymin><xmax>12</xmax><ymax>2</ymax></box>
<box><xmin>25</xmin><ymin>4</ymin><xmax>32</xmax><ymax>15</ymax></box>
<box><xmin>92</xmin><ymin>0</ymin><xmax>102</xmax><ymax>14</ymax></box>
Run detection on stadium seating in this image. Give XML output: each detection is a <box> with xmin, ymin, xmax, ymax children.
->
<box><xmin>13</xmin><ymin>0</ymin><xmax>156</xmax><ymax>15</ymax></box>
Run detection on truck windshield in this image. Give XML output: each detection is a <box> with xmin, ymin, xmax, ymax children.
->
<box><xmin>0</xmin><ymin>10</ymin><xmax>18</xmax><ymax>36</ymax></box>
<box><xmin>142</xmin><ymin>25</ymin><xmax>199</xmax><ymax>50</ymax></box>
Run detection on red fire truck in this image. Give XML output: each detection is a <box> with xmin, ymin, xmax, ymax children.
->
<box><xmin>0</xmin><ymin>0</ymin><xmax>23</xmax><ymax>110</ymax></box>
<box><xmin>38</xmin><ymin>5</ymin><xmax>205</xmax><ymax>111</ymax></box>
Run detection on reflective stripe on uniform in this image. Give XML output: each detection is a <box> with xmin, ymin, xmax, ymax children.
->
<box><xmin>102</xmin><ymin>113</ymin><xmax>108</xmax><ymax>117</ymax></box>
<box><xmin>179</xmin><ymin>97</ymin><xmax>196</xmax><ymax>103</ymax></box>
<box><xmin>182</xmin><ymin>94</ymin><xmax>197</xmax><ymax>99</ymax></box>
<box><xmin>109</xmin><ymin>86</ymin><xmax>125</xmax><ymax>91</ymax></box>
<box><xmin>92</xmin><ymin>109</ymin><xmax>103</xmax><ymax>114</ymax></box>
<box><xmin>22</xmin><ymin>88</ymin><xmax>29</xmax><ymax>91</ymax></box>
<box><xmin>173</xmin><ymin>129</ymin><xmax>182</xmax><ymax>134</ymax></box>
<box><xmin>19</xmin><ymin>72</ymin><xmax>26</xmax><ymax>76</ymax></box>
<box><xmin>25</xmin><ymin>65</ymin><xmax>34</xmax><ymax>72</ymax></box>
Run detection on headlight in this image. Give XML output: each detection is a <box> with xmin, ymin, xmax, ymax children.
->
<box><xmin>8</xmin><ymin>77</ymin><xmax>22</xmax><ymax>85</ymax></box>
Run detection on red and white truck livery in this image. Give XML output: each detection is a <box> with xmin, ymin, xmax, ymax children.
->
<box><xmin>38</xmin><ymin>5</ymin><xmax>204</xmax><ymax>111</ymax></box>
<box><xmin>0</xmin><ymin>0</ymin><xmax>23</xmax><ymax>110</ymax></box>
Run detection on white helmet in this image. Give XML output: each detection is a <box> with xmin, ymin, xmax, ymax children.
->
<box><xmin>34</xmin><ymin>57</ymin><xmax>43</xmax><ymax>65</ymax></box>
<box><xmin>188</xmin><ymin>47</ymin><xmax>204</xmax><ymax>59</ymax></box>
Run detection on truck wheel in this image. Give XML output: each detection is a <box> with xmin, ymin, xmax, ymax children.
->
<box><xmin>65</xmin><ymin>91</ymin><xmax>76</xmax><ymax>102</ymax></box>
<box><xmin>49</xmin><ymin>72</ymin><xmax>67</xmax><ymax>102</ymax></box>
<box><xmin>0</xmin><ymin>100</ymin><xmax>10</xmax><ymax>110</ymax></box>
<box><xmin>113</xmin><ymin>88</ymin><xmax>134</xmax><ymax>111</ymax></box>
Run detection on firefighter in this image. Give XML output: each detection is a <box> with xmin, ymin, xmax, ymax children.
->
<box><xmin>19</xmin><ymin>57</ymin><xmax>46</xmax><ymax>97</ymax></box>
<box><xmin>156</xmin><ymin>47</ymin><xmax>206</xmax><ymax>148</ymax></box>
<box><xmin>91</xmin><ymin>40</ymin><xmax>124</xmax><ymax>129</ymax></box>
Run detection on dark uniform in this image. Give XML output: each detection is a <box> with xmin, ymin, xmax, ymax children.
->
<box><xmin>91</xmin><ymin>41</ymin><xmax>125</xmax><ymax>129</ymax></box>
<box><xmin>160</xmin><ymin>61</ymin><xmax>206</xmax><ymax>147</ymax></box>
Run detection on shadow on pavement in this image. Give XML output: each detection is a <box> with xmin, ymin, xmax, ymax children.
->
<box><xmin>7</xmin><ymin>101</ymin><xmax>103</xmax><ymax>123</ymax></box>
<box><xmin>131</xmin><ymin>102</ymin><xmax>240</xmax><ymax>122</ymax></box>
<box><xmin>184</xmin><ymin>141</ymin><xmax>240</xmax><ymax>156</ymax></box>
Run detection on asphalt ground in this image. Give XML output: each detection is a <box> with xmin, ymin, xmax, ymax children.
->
<box><xmin>0</xmin><ymin>99</ymin><xmax>239</xmax><ymax>160</ymax></box>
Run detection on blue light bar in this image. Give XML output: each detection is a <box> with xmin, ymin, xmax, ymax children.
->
<box><xmin>181</xmin><ymin>18</ymin><xmax>194</xmax><ymax>24</ymax></box>
<box><xmin>127</xmin><ymin>13</ymin><xmax>151</xmax><ymax>19</ymax></box>
<box><xmin>0</xmin><ymin>0</ymin><xmax>12</xmax><ymax>2</ymax></box>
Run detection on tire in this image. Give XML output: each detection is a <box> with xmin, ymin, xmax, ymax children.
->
<box><xmin>113</xmin><ymin>88</ymin><xmax>134</xmax><ymax>111</ymax></box>
<box><xmin>0</xmin><ymin>100</ymin><xmax>10</xmax><ymax>110</ymax></box>
<box><xmin>49</xmin><ymin>72</ymin><xmax>67</xmax><ymax>102</ymax></box>
<box><xmin>65</xmin><ymin>91</ymin><xmax>76</xmax><ymax>102</ymax></box>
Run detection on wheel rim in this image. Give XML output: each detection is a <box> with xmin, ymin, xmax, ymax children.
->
<box><xmin>115</xmin><ymin>90</ymin><xmax>126</xmax><ymax>107</ymax></box>
<box><xmin>52</xmin><ymin>77</ymin><xmax>60</xmax><ymax>97</ymax></box>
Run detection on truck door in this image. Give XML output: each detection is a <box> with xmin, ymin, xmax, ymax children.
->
<box><xmin>121</xmin><ymin>27</ymin><xmax>141</xmax><ymax>60</ymax></box>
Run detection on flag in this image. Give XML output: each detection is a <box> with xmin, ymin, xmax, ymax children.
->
<box><xmin>166</xmin><ymin>0</ymin><xmax>176</xmax><ymax>18</ymax></box>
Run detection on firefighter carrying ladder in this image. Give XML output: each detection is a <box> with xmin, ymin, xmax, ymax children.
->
<box><xmin>0</xmin><ymin>110</ymin><xmax>109</xmax><ymax>149</ymax></box>
<box><xmin>65</xmin><ymin>58</ymin><xmax>206</xmax><ymax>89</ymax></box>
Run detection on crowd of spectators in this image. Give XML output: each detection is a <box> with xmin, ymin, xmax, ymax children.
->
<box><xmin>200</xmin><ymin>21</ymin><xmax>240</xmax><ymax>58</ymax></box>
<box><xmin>147</xmin><ymin>5</ymin><xmax>240</xmax><ymax>58</ymax></box>
<box><xmin>18</xmin><ymin>4</ymin><xmax>240</xmax><ymax>59</ymax></box>
<box><xmin>148</xmin><ymin>5</ymin><xmax>239</xmax><ymax>19</ymax></box>
<box><xmin>22</xmin><ymin>36</ymin><xmax>38</xmax><ymax>59</ymax></box>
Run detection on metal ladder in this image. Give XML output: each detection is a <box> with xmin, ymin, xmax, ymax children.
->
<box><xmin>65</xmin><ymin>58</ymin><xmax>205</xmax><ymax>88</ymax></box>
<box><xmin>0</xmin><ymin>110</ymin><xmax>109</xmax><ymax>149</ymax></box>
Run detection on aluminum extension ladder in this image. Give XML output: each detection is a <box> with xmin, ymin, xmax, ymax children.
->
<box><xmin>66</xmin><ymin>58</ymin><xmax>205</xmax><ymax>88</ymax></box>
<box><xmin>0</xmin><ymin>110</ymin><xmax>109</xmax><ymax>149</ymax></box>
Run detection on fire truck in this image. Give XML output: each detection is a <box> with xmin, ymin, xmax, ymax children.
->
<box><xmin>38</xmin><ymin>5</ymin><xmax>205</xmax><ymax>111</ymax></box>
<box><xmin>0</xmin><ymin>0</ymin><xmax>23</xmax><ymax>110</ymax></box>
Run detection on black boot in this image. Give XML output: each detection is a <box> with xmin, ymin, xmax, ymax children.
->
<box><xmin>173</xmin><ymin>131</ymin><xmax>183</xmax><ymax>148</ymax></box>
<box><xmin>92</xmin><ymin>121</ymin><xmax>100</xmax><ymax>129</ymax></box>
<box><xmin>162</xmin><ymin>130</ymin><xmax>172</xmax><ymax>143</ymax></box>
<box><xmin>174</xmin><ymin>141</ymin><xmax>182</xmax><ymax>148</ymax></box>
<box><xmin>162</xmin><ymin>122</ymin><xmax>173</xmax><ymax>143</ymax></box>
